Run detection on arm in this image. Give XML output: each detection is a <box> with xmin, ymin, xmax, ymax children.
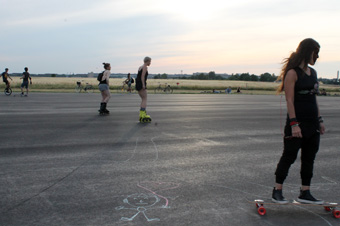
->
<box><xmin>104</xmin><ymin>71</ymin><xmax>110</xmax><ymax>86</ymax></box>
<box><xmin>141</xmin><ymin>66</ymin><xmax>147</xmax><ymax>89</ymax></box>
<box><xmin>284</xmin><ymin>69</ymin><xmax>302</xmax><ymax>138</ymax></box>
<box><xmin>316</xmin><ymin>98</ymin><xmax>325</xmax><ymax>134</ymax></box>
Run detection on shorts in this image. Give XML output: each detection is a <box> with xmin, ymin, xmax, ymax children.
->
<box><xmin>3</xmin><ymin>80</ymin><xmax>9</xmax><ymax>85</ymax></box>
<box><xmin>135</xmin><ymin>82</ymin><xmax>147</xmax><ymax>91</ymax></box>
<box><xmin>98</xmin><ymin>84</ymin><xmax>109</xmax><ymax>92</ymax></box>
<box><xmin>21</xmin><ymin>81</ymin><xmax>29</xmax><ymax>89</ymax></box>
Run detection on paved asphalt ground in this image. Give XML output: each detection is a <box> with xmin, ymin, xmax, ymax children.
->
<box><xmin>0</xmin><ymin>93</ymin><xmax>339</xmax><ymax>226</ymax></box>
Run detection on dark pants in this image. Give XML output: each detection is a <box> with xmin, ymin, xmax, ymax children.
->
<box><xmin>275</xmin><ymin>122</ymin><xmax>320</xmax><ymax>186</ymax></box>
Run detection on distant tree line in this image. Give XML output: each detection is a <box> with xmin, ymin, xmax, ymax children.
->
<box><xmin>154</xmin><ymin>73</ymin><xmax>168</xmax><ymax>79</ymax></box>
<box><xmin>154</xmin><ymin>71</ymin><xmax>339</xmax><ymax>84</ymax></box>
<box><xmin>179</xmin><ymin>71</ymin><xmax>278</xmax><ymax>82</ymax></box>
<box><xmin>318</xmin><ymin>77</ymin><xmax>340</xmax><ymax>85</ymax></box>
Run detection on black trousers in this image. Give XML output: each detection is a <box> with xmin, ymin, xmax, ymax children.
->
<box><xmin>275</xmin><ymin>122</ymin><xmax>320</xmax><ymax>186</ymax></box>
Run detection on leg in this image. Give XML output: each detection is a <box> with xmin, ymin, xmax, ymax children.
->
<box><xmin>297</xmin><ymin>133</ymin><xmax>323</xmax><ymax>204</ymax></box>
<box><xmin>99</xmin><ymin>91</ymin><xmax>106</xmax><ymax>114</ymax></box>
<box><xmin>138</xmin><ymin>89</ymin><xmax>151</xmax><ymax>122</ymax></box>
<box><xmin>300</xmin><ymin>132</ymin><xmax>320</xmax><ymax>188</ymax></box>
<box><xmin>103</xmin><ymin>90</ymin><xmax>111</xmax><ymax>103</ymax></box>
<box><xmin>138</xmin><ymin>89</ymin><xmax>147</xmax><ymax>109</ymax></box>
<box><xmin>275</xmin><ymin>137</ymin><xmax>302</xmax><ymax>188</ymax></box>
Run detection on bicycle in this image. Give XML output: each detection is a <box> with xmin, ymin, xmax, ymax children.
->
<box><xmin>154</xmin><ymin>83</ymin><xmax>173</xmax><ymax>94</ymax></box>
<box><xmin>75</xmin><ymin>81</ymin><xmax>94</xmax><ymax>93</ymax></box>
<box><xmin>116</xmin><ymin>81</ymin><xmax>135</xmax><ymax>94</ymax></box>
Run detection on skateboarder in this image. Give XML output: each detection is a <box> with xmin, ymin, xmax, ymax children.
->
<box><xmin>136</xmin><ymin>56</ymin><xmax>152</xmax><ymax>123</ymax></box>
<box><xmin>273</xmin><ymin>38</ymin><xmax>325</xmax><ymax>204</ymax></box>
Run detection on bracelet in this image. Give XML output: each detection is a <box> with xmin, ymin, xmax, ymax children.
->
<box><xmin>290</xmin><ymin>121</ymin><xmax>299</xmax><ymax>126</ymax></box>
<box><xmin>290</xmin><ymin>117</ymin><xmax>297</xmax><ymax>122</ymax></box>
<box><xmin>291</xmin><ymin>124</ymin><xmax>299</xmax><ymax>128</ymax></box>
<box><xmin>318</xmin><ymin>116</ymin><xmax>324</xmax><ymax>123</ymax></box>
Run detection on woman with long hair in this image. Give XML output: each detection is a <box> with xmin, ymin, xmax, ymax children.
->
<box><xmin>98</xmin><ymin>63</ymin><xmax>111</xmax><ymax>115</ymax></box>
<box><xmin>136</xmin><ymin>57</ymin><xmax>152</xmax><ymax>123</ymax></box>
<box><xmin>272</xmin><ymin>38</ymin><xmax>325</xmax><ymax>204</ymax></box>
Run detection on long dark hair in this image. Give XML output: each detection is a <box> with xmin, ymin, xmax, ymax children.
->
<box><xmin>277</xmin><ymin>38</ymin><xmax>320</xmax><ymax>93</ymax></box>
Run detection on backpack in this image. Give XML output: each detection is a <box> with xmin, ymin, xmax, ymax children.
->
<box><xmin>97</xmin><ymin>71</ymin><xmax>104</xmax><ymax>82</ymax></box>
<box><xmin>131</xmin><ymin>78</ymin><xmax>134</xmax><ymax>84</ymax></box>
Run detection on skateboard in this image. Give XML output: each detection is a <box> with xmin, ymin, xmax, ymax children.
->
<box><xmin>247</xmin><ymin>198</ymin><xmax>340</xmax><ymax>218</ymax></box>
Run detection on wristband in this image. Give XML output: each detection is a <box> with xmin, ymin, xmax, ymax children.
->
<box><xmin>290</xmin><ymin>121</ymin><xmax>299</xmax><ymax>126</ymax></box>
<box><xmin>291</xmin><ymin>124</ymin><xmax>299</xmax><ymax>128</ymax></box>
<box><xmin>318</xmin><ymin>116</ymin><xmax>324</xmax><ymax>123</ymax></box>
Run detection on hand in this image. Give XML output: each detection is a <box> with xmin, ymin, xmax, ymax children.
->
<box><xmin>292</xmin><ymin>125</ymin><xmax>302</xmax><ymax>138</ymax></box>
<box><xmin>320</xmin><ymin>122</ymin><xmax>325</xmax><ymax>135</ymax></box>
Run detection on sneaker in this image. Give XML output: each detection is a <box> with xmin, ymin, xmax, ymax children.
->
<box><xmin>297</xmin><ymin>189</ymin><xmax>324</xmax><ymax>204</ymax></box>
<box><xmin>272</xmin><ymin>187</ymin><xmax>289</xmax><ymax>204</ymax></box>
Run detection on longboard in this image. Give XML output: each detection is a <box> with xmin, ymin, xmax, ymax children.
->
<box><xmin>246</xmin><ymin>198</ymin><xmax>340</xmax><ymax>218</ymax></box>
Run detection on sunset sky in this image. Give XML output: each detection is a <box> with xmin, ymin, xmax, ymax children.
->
<box><xmin>1</xmin><ymin>0</ymin><xmax>340</xmax><ymax>78</ymax></box>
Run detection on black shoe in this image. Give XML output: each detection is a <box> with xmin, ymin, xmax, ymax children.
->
<box><xmin>99</xmin><ymin>103</ymin><xmax>106</xmax><ymax>114</ymax></box>
<box><xmin>103</xmin><ymin>103</ymin><xmax>110</xmax><ymax>114</ymax></box>
<box><xmin>272</xmin><ymin>187</ymin><xmax>289</xmax><ymax>204</ymax></box>
<box><xmin>297</xmin><ymin>189</ymin><xmax>324</xmax><ymax>204</ymax></box>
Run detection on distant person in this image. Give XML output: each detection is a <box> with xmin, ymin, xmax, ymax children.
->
<box><xmin>124</xmin><ymin>73</ymin><xmax>134</xmax><ymax>92</ymax></box>
<box><xmin>320</xmin><ymin>89</ymin><xmax>327</xmax><ymax>96</ymax></box>
<box><xmin>136</xmin><ymin>57</ymin><xmax>152</xmax><ymax>123</ymax></box>
<box><xmin>98</xmin><ymin>63</ymin><xmax>111</xmax><ymax>115</ymax></box>
<box><xmin>237</xmin><ymin>87</ymin><xmax>241</xmax><ymax>93</ymax></box>
<box><xmin>273</xmin><ymin>38</ymin><xmax>325</xmax><ymax>204</ymax></box>
<box><xmin>2</xmin><ymin>68</ymin><xmax>12</xmax><ymax>91</ymax></box>
<box><xmin>226</xmin><ymin>87</ymin><xmax>232</xmax><ymax>94</ymax></box>
<box><xmin>20</xmin><ymin>67</ymin><xmax>32</xmax><ymax>97</ymax></box>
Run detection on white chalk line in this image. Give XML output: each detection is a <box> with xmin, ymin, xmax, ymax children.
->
<box><xmin>292</xmin><ymin>205</ymin><xmax>333</xmax><ymax>226</ymax></box>
<box><xmin>151</xmin><ymin>136</ymin><xmax>159</xmax><ymax>161</ymax></box>
<box><xmin>123</xmin><ymin>137</ymin><xmax>139</xmax><ymax>162</ymax></box>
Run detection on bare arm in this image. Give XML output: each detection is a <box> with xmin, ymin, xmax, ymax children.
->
<box><xmin>284</xmin><ymin>69</ymin><xmax>302</xmax><ymax>138</ymax></box>
<box><xmin>103</xmin><ymin>71</ymin><xmax>110</xmax><ymax>86</ymax></box>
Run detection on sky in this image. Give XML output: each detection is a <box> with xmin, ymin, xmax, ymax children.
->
<box><xmin>0</xmin><ymin>0</ymin><xmax>340</xmax><ymax>78</ymax></box>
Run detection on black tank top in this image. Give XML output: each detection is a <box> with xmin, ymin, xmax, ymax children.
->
<box><xmin>136</xmin><ymin>67</ymin><xmax>148</xmax><ymax>84</ymax></box>
<box><xmin>292</xmin><ymin>67</ymin><xmax>319</xmax><ymax>123</ymax></box>
<box><xmin>23</xmin><ymin>72</ymin><xmax>30</xmax><ymax>82</ymax></box>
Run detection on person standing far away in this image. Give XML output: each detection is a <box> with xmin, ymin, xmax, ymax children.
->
<box><xmin>272</xmin><ymin>38</ymin><xmax>325</xmax><ymax>205</ymax></box>
<box><xmin>20</xmin><ymin>67</ymin><xmax>32</xmax><ymax>97</ymax></box>
<box><xmin>2</xmin><ymin>68</ymin><xmax>12</xmax><ymax>91</ymax></box>
<box><xmin>136</xmin><ymin>57</ymin><xmax>152</xmax><ymax>123</ymax></box>
<box><xmin>124</xmin><ymin>73</ymin><xmax>133</xmax><ymax>93</ymax></box>
<box><xmin>98</xmin><ymin>63</ymin><xmax>111</xmax><ymax>115</ymax></box>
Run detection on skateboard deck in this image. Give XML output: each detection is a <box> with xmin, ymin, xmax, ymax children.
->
<box><xmin>246</xmin><ymin>198</ymin><xmax>340</xmax><ymax>218</ymax></box>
